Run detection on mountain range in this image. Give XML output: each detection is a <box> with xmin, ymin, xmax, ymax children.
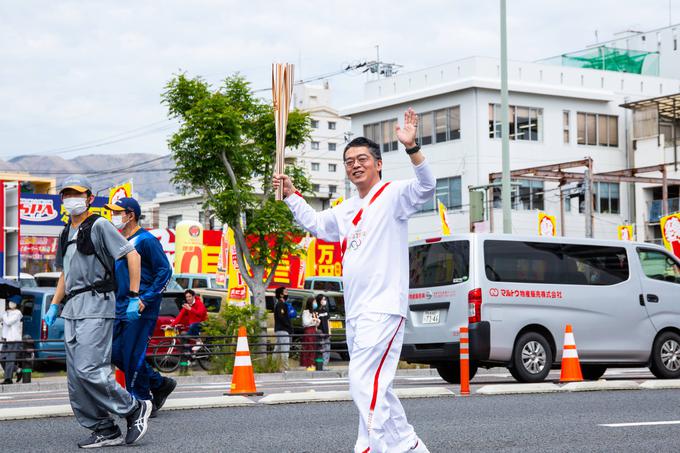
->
<box><xmin>0</xmin><ymin>153</ymin><xmax>177</xmax><ymax>201</ymax></box>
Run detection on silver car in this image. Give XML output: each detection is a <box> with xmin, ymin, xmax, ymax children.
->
<box><xmin>402</xmin><ymin>234</ymin><xmax>680</xmax><ymax>383</ymax></box>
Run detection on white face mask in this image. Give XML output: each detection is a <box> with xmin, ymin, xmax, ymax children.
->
<box><xmin>63</xmin><ymin>197</ymin><xmax>88</xmax><ymax>216</ymax></box>
<box><xmin>8</xmin><ymin>301</ymin><xmax>17</xmax><ymax>310</ymax></box>
<box><xmin>112</xmin><ymin>215</ymin><xmax>128</xmax><ymax>230</ymax></box>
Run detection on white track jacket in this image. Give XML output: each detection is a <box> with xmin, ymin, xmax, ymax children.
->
<box><xmin>285</xmin><ymin>160</ymin><xmax>435</xmax><ymax>320</ymax></box>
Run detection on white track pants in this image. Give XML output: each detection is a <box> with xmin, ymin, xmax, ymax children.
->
<box><xmin>347</xmin><ymin>313</ymin><xmax>417</xmax><ymax>453</ymax></box>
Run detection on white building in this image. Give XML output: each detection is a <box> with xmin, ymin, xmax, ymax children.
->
<box><xmin>340</xmin><ymin>26</ymin><xmax>680</xmax><ymax>243</ymax></box>
<box><xmin>290</xmin><ymin>82</ymin><xmax>350</xmax><ymax>210</ymax></box>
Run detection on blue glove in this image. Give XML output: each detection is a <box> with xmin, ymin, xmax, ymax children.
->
<box><xmin>44</xmin><ymin>304</ymin><xmax>59</xmax><ymax>326</ymax></box>
<box><xmin>126</xmin><ymin>297</ymin><xmax>142</xmax><ymax>321</ymax></box>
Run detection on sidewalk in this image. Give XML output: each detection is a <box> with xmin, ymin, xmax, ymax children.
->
<box><xmin>0</xmin><ymin>365</ymin><xmax>439</xmax><ymax>394</ymax></box>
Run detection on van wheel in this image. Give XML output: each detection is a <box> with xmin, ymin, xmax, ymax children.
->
<box><xmin>650</xmin><ymin>331</ymin><xmax>680</xmax><ymax>379</ymax></box>
<box><xmin>581</xmin><ymin>365</ymin><xmax>607</xmax><ymax>380</ymax></box>
<box><xmin>435</xmin><ymin>361</ymin><xmax>478</xmax><ymax>384</ymax></box>
<box><xmin>511</xmin><ymin>332</ymin><xmax>552</xmax><ymax>383</ymax></box>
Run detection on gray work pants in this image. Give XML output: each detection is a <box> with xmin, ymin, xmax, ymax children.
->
<box><xmin>1</xmin><ymin>341</ymin><xmax>21</xmax><ymax>380</ymax></box>
<box><xmin>321</xmin><ymin>335</ymin><xmax>331</xmax><ymax>367</ymax></box>
<box><xmin>64</xmin><ymin>318</ymin><xmax>136</xmax><ymax>432</ymax></box>
<box><xmin>274</xmin><ymin>330</ymin><xmax>290</xmax><ymax>369</ymax></box>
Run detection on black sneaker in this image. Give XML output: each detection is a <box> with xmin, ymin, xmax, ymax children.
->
<box><xmin>77</xmin><ymin>426</ymin><xmax>124</xmax><ymax>449</ymax></box>
<box><xmin>125</xmin><ymin>400</ymin><xmax>152</xmax><ymax>445</ymax></box>
<box><xmin>150</xmin><ymin>377</ymin><xmax>177</xmax><ymax>418</ymax></box>
<box><xmin>2</xmin><ymin>379</ymin><xmax>12</xmax><ymax>385</ymax></box>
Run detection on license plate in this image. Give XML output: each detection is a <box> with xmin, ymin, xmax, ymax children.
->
<box><xmin>330</xmin><ymin>320</ymin><xmax>343</xmax><ymax>329</ymax></box>
<box><xmin>422</xmin><ymin>310</ymin><xmax>440</xmax><ymax>324</ymax></box>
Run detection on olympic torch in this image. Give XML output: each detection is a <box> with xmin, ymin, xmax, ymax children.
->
<box><xmin>272</xmin><ymin>63</ymin><xmax>294</xmax><ymax>201</ymax></box>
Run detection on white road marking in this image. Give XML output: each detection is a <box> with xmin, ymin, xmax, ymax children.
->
<box><xmin>600</xmin><ymin>420</ymin><xmax>680</xmax><ymax>427</ymax></box>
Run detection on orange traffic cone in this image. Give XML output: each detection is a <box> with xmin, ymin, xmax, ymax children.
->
<box><xmin>115</xmin><ymin>368</ymin><xmax>126</xmax><ymax>388</ymax></box>
<box><xmin>225</xmin><ymin>326</ymin><xmax>263</xmax><ymax>396</ymax></box>
<box><xmin>560</xmin><ymin>324</ymin><xmax>583</xmax><ymax>382</ymax></box>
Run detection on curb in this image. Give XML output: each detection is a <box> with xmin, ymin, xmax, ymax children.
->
<box><xmin>0</xmin><ymin>386</ymin><xmax>450</xmax><ymax>420</ymax></box>
<box><xmin>639</xmin><ymin>379</ymin><xmax>680</xmax><ymax>390</ymax></box>
<box><xmin>0</xmin><ymin>368</ymin><xmax>438</xmax><ymax>394</ymax></box>
<box><xmin>476</xmin><ymin>383</ymin><xmax>562</xmax><ymax>395</ymax></box>
<box><xmin>561</xmin><ymin>380</ymin><xmax>640</xmax><ymax>392</ymax></box>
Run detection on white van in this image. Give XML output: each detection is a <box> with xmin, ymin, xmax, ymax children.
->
<box><xmin>402</xmin><ymin>234</ymin><xmax>680</xmax><ymax>383</ymax></box>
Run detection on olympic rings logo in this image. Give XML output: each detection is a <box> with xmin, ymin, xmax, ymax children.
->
<box><xmin>349</xmin><ymin>238</ymin><xmax>362</xmax><ymax>250</ymax></box>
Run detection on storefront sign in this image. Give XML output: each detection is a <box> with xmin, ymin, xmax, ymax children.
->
<box><xmin>20</xmin><ymin>194</ymin><xmax>111</xmax><ymax>226</ymax></box>
<box><xmin>20</xmin><ymin>236</ymin><xmax>58</xmax><ymax>259</ymax></box>
<box><xmin>538</xmin><ymin>212</ymin><xmax>557</xmax><ymax>237</ymax></box>
<box><xmin>660</xmin><ymin>213</ymin><xmax>680</xmax><ymax>258</ymax></box>
<box><xmin>617</xmin><ymin>225</ymin><xmax>634</xmax><ymax>241</ymax></box>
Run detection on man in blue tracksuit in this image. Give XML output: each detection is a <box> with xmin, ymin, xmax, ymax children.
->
<box><xmin>107</xmin><ymin>197</ymin><xmax>176</xmax><ymax>417</ymax></box>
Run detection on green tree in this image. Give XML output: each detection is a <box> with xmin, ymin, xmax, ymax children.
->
<box><xmin>162</xmin><ymin>73</ymin><xmax>312</xmax><ymax>311</ymax></box>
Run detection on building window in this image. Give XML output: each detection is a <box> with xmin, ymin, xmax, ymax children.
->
<box><xmin>310</xmin><ymin>119</ymin><xmax>319</xmax><ymax>129</ymax></box>
<box><xmin>416</xmin><ymin>106</ymin><xmax>461</xmax><ymax>145</ymax></box>
<box><xmin>329</xmin><ymin>185</ymin><xmax>337</xmax><ymax>194</ymax></box>
<box><xmin>563</xmin><ymin>110</ymin><xmax>570</xmax><ymax>144</ymax></box>
<box><xmin>488</xmin><ymin>104</ymin><xmax>543</xmax><ymax>141</ymax></box>
<box><xmin>579</xmin><ymin>182</ymin><xmax>620</xmax><ymax>214</ymax></box>
<box><xmin>363</xmin><ymin>119</ymin><xmax>398</xmax><ymax>152</ymax></box>
<box><xmin>328</xmin><ymin>142</ymin><xmax>337</xmax><ymax>151</ymax></box>
<box><xmin>328</xmin><ymin>163</ymin><xmax>337</xmax><ymax>172</ymax></box>
<box><xmin>311</xmin><ymin>141</ymin><xmax>320</xmax><ymax>150</ymax></box>
<box><xmin>419</xmin><ymin>177</ymin><xmax>462</xmax><ymax>212</ymax></box>
<box><xmin>312</xmin><ymin>184</ymin><xmax>320</xmax><ymax>192</ymax></box>
<box><xmin>576</xmin><ymin>112</ymin><xmax>618</xmax><ymax>147</ymax></box>
<box><xmin>311</xmin><ymin>162</ymin><xmax>320</xmax><ymax>171</ymax></box>
<box><xmin>493</xmin><ymin>179</ymin><xmax>544</xmax><ymax>211</ymax></box>
<box><xmin>167</xmin><ymin>215</ymin><xmax>182</xmax><ymax>229</ymax></box>
<box><xmin>328</xmin><ymin>121</ymin><xmax>336</xmax><ymax>130</ymax></box>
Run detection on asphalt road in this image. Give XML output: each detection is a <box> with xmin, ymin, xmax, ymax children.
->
<box><xmin>2</xmin><ymin>389</ymin><xmax>680</xmax><ymax>452</ymax></box>
<box><xmin>0</xmin><ymin>367</ymin><xmax>656</xmax><ymax>409</ymax></box>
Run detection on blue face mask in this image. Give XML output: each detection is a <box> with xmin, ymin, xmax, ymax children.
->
<box><xmin>313</xmin><ymin>302</ymin><xmax>318</xmax><ymax>310</ymax></box>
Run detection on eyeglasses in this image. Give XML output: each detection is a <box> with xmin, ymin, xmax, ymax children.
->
<box><xmin>344</xmin><ymin>154</ymin><xmax>372</xmax><ymax>168</ymax></box>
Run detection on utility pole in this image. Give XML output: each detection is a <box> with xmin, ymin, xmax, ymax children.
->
<box><xmin>584</xmin><ymin>170</ymin><xmax>593</xmax><ymax>238</ymax></box>
<box><xmin>500</xmin><ymin>0</ymin><xmax>512</xmax><ymax>234</ymax></box>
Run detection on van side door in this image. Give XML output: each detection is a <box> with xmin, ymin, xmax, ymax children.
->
<box><xmin>635</xmin><ymin>248</ymin><xmax>680</xmax><ymax>331</ymax></box>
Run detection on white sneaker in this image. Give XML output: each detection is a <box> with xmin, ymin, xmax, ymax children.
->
<box><xmin>410</xmin><ymin>437</ymin><xmax>430</xmax><ymax>453</ymax></box>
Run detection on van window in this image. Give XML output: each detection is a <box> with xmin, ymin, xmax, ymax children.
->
<box><xmin>317</xmin><ymin>281</ymin><xmax>341</xmax><ymax>291</ymax></box>
<box><xmin>202</xmin><ymin>296</ymin><xmax>222</xmax><ymax>312</ymax></box>
<box><xmin>175</xmin><ymin>278</ymin><xmax>190</xmax><ymax>289</ymax></box>
<box><xmin>159</xmin><ymin>296</ymin><xmax>181</xmax><ymax>317</ymax></box>
<box><xmin>637</xmin><ymin>249</ymin><xmax>680</xmax><ymax>284</ymax></box>
<box><xmin>484</xmin><ymin>240</ymin><xmax>629</xmax><ymax>285</ymax></box>
<box><xmin>409</xmin><ymin>241</ymin><xmax>470</xmax><ymax>289</ymax></box>
<box><xmin>303</xmin><ymin>281</ymin><xmax>312</xmax><ymax>289</ymax></box>
<box><xmin>193</xmin><ymin>279</ymin><xmax>208</xmax><ymax>289</ymax></box>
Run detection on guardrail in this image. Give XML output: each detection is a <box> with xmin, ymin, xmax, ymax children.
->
<box><xmin>0</xmin><ymin>333</ymin><xmax>347</xmax><ymax>382</ymax></box>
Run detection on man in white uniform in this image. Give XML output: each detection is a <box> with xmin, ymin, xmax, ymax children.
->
<box><xmin>274</xmin><ymin>108</ymin><xmax>434</xmax><ymax>453</ymax></box>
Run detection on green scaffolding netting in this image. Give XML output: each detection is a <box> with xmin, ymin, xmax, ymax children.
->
<box><xmin>540</xmin><ymin>46</ymin><xmax>660</xmax><ymax>75</ymax></box>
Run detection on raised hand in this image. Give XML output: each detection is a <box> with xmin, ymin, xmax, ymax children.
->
<box><xmin>395</xmin><ymin>107</ymin><xmax>418</xmax><ymax>148</ymax></box>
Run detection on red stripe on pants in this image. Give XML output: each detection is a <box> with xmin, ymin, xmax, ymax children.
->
<box><xmin>362</xmin><ymin>316</ymin><xmax>405</xmax><ymax>453</ymax></box>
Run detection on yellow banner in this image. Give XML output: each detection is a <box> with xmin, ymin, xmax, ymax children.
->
<box><xmin>108</xmin><ymin>182</ymin><xmax>133</xmax><ymax>205</ymax></box>
<box><xmin>226</xmin><ymin>228</ymin><xmax>249</xmax><ymax>306</ymax></box>
<box><xmin>660</xmin><ymin>213</ymin><xmax>680</xmax><ymax>258</ymax></box>
<box><xmin>174</xmin><ymin>221</ymin><xmax>203</xmax><ymax>273</ymax></box>
<box><xmin>437</xmin><ymin>199</ymin><xmax>451</xmax><ymax>236</ymax></box>
<box><xmin>538</xmin><ymin>212</ymin><xmax>557</xmax><ymax>237</ymax></box>
<box><xmin>617</xmin><ymin>225</ymin><xmax>634</xmax><ymax>241</ymax></box>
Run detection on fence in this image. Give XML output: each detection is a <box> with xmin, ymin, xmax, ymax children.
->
<box><xmin>0</xmin><ymin>332</ymin><xmax>348</xmax><ymax>382</ymax></box>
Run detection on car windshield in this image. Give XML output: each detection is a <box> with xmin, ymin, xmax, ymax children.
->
<box><xmin>166</xmin><ymin>280</ymin><xmax>183</xmax><ymax>291</ymax></box>
<box><xmin>409</xmin><ymin>240</ymin><xmax>470</xmax><ymax>288</ymax></box>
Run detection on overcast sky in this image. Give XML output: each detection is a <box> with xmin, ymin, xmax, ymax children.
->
<box><xmin>0</xmin><ymin>0</ymin><xmax>675</xmax><ymax>160</ymax></box>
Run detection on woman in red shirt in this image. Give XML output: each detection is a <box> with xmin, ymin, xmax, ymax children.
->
<box><xmin>171</xmin><ymin>289</ymin><xmax>208</xmax><ymax>336</ymax></box>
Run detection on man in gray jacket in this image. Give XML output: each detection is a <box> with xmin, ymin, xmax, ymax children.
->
<box><xmin>44</xmin><ymin>175</ymin><xmax>152</xmax><ymax>448</ymax></box>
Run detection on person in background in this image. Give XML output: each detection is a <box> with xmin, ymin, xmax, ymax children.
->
<box><xmin>315</xmin><ymin>294</ymin><xmax>331</xmax><ymax>368</ymax></box>
<box><xmin>273</xmin><ymin>286</ymin><xmax>292</xmax><ymax>370</ymax></box>
<box><xmin>1</xmin><ymin>297</ymin><xmax>23</xmax><ymax>384</ymax></box>
<box><xmin>171</xmin><ymin>289</ymin><xmax>208</xmax><ymax>337</ymax></box>
<box><xmin>106</xmin><ymin>197</ymin><xmax>176</xmax><ymax>418</ymax></box>
<box><xmin>300</xmin><ymin>297</ymin><xmax>320</xmax><ymax>370</ymax></box>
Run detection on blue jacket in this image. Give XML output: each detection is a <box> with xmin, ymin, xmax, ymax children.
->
<box><xmin>115</xmin><ymin>228</ymin><xmax>172</xmax><ymax>320</ymax></box>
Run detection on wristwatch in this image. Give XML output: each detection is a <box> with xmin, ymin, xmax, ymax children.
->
<box><xmin>128</xmin><ymin>291</ymin><xmax>139</xmax><ymax>298</ymax></box>
<box><xmin>405</xmin><ymin>143</ymin><xmax>421</xmax><ymax>155</ymax></box>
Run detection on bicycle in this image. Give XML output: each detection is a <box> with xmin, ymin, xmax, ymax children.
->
<box><xmin>152</xmin><ymin>324</ymin><xmax>212</xmax><ymax>372</ymax></box>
